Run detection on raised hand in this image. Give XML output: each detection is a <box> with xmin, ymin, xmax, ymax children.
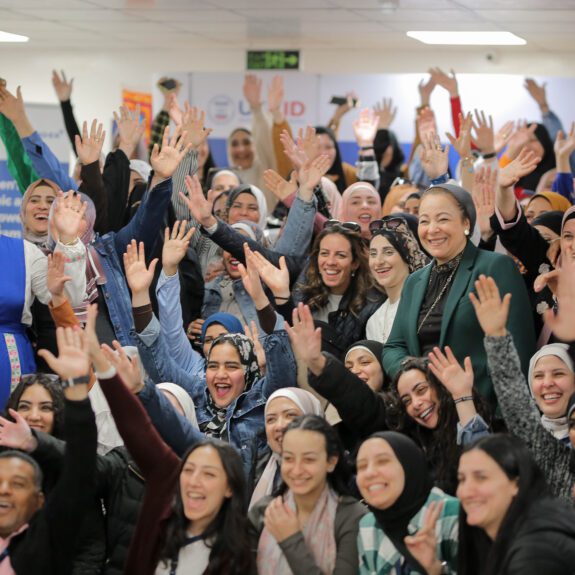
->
<box><xmin>418</xmin><ymin>75</ymin><xmax>436</xmax><ymax>107</ymax></box>
<box><xmin>263</xmin><ymin>169</ymin><xmax>298</xmax><ymax>202</ymax></box>
<box><xmin>446</xmin><ymin>112</ymin><xmax>472</xmax><ymax>159</ymax></box>
<box><xmin>494</xmin><ymin>120</ymin><xmax>515</xmax><ymax>154</ymax></box>
<box><xmin>268</xmin><ymin>75</ymin><xmax>284</xmax><ymax>115</ymax></box>
<box><xmin>285</xmin><ymin>303</ymin><xmax>324</xmax><ymax>374</ymax></box>
<box><xmin>114</xmin><ymin>104</ymin><xmax>145</xmax><ymax>158</ymax></box>
<box><xmin>469</xmin><ymin>275</ymin><xmax>511</xmax><ymax>337</ymax></box>
<box><xmin>150</xmin><ymin>126</ymin><xmax>191</xmax><ymax>180</ymax></box>
<box><xmin>472</xmin><ymin>165</ymin><xmax>496</xmax><ymax>241</ymax></box>
<box><xmin>280</xmin><ymin>129</ymin><xmax>307</xmax><ymax>170</ymax></box>
<box><xmin>182</xmin><ymin>174</ymin><xmax>216</xmax><ymax>228</ymax></box>
<box><xmin>250</xmin><ymin>250</ymin><xmax>290</xmax><ymax>299</ymax></box>
<box><xmin>353</xmin><ymin>108</ymin><xmax>379</xmax><ymax>148</ymax></box>
<box><xmin>37</xmin><ymin>326</ymin><xmax>90</xmax><ymax>380</ymax></box>
<box><xmin>404</xmin><ymin>500</ymin><xmax>444</xmax><ymax>575</ymax></box>
<box><xmin>52</xmin><ymin>190</ymin><xmax>87</xmax><ymax>244</ymax></box>
<box><xmin>0</xmin><ymin>85</ymin><xmax>26</xmax><ymax>123</ymax></box>
<box><xmin>75</xmin><ymin>119</ymin><xmax>106</xmax><ymax>165</ymax></box>
<box><xmin>554</xmin><ymin>122</ymin><xmax>575</xmax><ymax>172</ymax></box>
<box><xmin>471</xmin><ymin>109</ymin><xmax>495</xmax><ymax>155</ymax></box>
<box><xmin>299</xmin><ymin>155</ymin><xmax>331</xmax><ymax>194</ymax></box>
<box><xmin>244</xmin><ymin>320</ymin><xmax>266</xmax><ymax>375</ymax></box>
<box><xmin>123</xmin><ymin>240</ymin><xmax>158</xmax><ymax>303</ymax></box>
<box><xmin>180</xmin><ymin>103</ymin><xmax>213</xmax><ymax>149</ymax></box>
<box><xmin>505</xmin><ymin>121</ymin><xmax>538</xmax><ymax>160</ymax></box>
<box><xmin>419</xmin><ymin>132</ymin><xmax>449</xmax><ymax>180</ymax></box>
<box><xmin>331</xmin><ymin>91</ymin><xmax>359</xmax><ymax>120</ymax></box>
<box><xmin>543</xmin><ymin>257</ymin><xmax>575</xmax><ymax>341</ymax></box>
<box><xmin>0</xmin><ymin>410</ymin><xmax>36</xmax><ymax>452</ymax></box>
<box><xmin>429</xmin><ymin>67</ymin><xmax>458</xmax><ymax>97</ymax></box>
<box><xmin>168</xmin><ymin>94</ymin><xmax>183</xmax><ymax>125</ymax></box>
<box><xmin>237</xmin><ymin>243</ymin><xmax>268</xmax><ymax>309</ymax></box>
<box><xmin>47</xmin><ymin>251</ymin><xmax>72</xmax><ymax>303</ymax></box>
<box><xmin>243</xmin><ymin>74</ymin><xmax>262</xmax><ymax>109</ymax></box>
<box><xmin>52</xmin><ymin>70</ymin><xmax>73</xmax><ymax>102</ymax></box>
<box><xmin>498</xmin><ymin>147</ymin><xmax>540</xmax><ymax>188</ymax></box>
<box><xmin>428</xmin><ymin>346</ymin><xmax>474</xmax><ymax>400</ymax></box>
<box><xmin>101</xmin><ymin>341</ymin><xmax>145</xmax><ymax>394</ymax></box>
<box><xmin>524</xmin><ymin>77</ymin><xmax>549</xmax><ymax>113</ymax></box>
<box><xmin>162</xmin><ymin>220</ymin><xmax>195</xmax><ymax>276</ymax></box>
<box><xmin>297</xmin><ymin>126</ymin><xmax>320</xmax><ymax>163</ymax></box>
<box><xmin>417</xmin><ymin>107</ymin><xmax>438</xmax><ymax>143</ymax></box>
<box><xmin>373</xmin><ymin>98</ymin><xmax>397</xmax><ymax>130</ymax></box>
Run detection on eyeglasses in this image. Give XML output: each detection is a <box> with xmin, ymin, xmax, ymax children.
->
<box><xmin>369</xmin><ymin>216</ymin><xmax>409</xmax><ymax>236</ymax></box>
<box><xmin>20</xmin><ymin>373</ymin><xmax>61</xmax><ymax>384</ymax></box>
<box><xmin>323</xmin><ymin>219</ymin><xmax>361</xmax><ymax>233</ymax></box>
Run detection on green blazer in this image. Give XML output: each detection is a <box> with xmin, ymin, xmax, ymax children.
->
<box><xmin>382</xmin><ymin>241</ymin><xmax>536</xmax><ymax>408</ymax></box>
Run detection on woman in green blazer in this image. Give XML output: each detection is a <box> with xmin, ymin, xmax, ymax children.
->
<box><xmin>382</xmin><ymin>183</ymin><xmax>536</xmax><ymax>409</ymax></box>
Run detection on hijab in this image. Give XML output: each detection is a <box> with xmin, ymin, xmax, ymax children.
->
<box><xmin>200</xmin><ymin>312</ymin><xmax>244</xmax><ymax>342</ymax></box>
<box><xmin>370</xmin><ymin>226</ymin><xmax>429</xmax><ymax>273</ymax></box>
<box><xmin>528</xmin><ymin>343</ymin><xmax>575</xmax><ymax>441</ymax></box>
<box><xmin>338</xmin><ymin>181</ymin><xmax>382</xmax><ymax>222</ymax></box>
<box><xmin>202</xmin><ymin>333</ymin><xmax>261</xmax><ymax>440</ymax></box>
<box><xmin>365</xmin><ymin>431</ymin><xmax>434</xmax><ymax>574</ymax></box>
<box><xmin>429</xmin><ymin>183</ymin><xmax>477</xmax><ymax>233</ymax></box>
<box><xmin>344</xmin><ymin>340</ymin><xmax>384</xmax><ymax>370</ymax></box>
<box><xmin>528</xmin><ymin>191</ymin><xmax>571</xmax><ymax>214</ymax></box>
<box><xmin>517</xmin><ymin>123</ymin><xmax>556</xmax><ymax>193</ymax></box>
<box><xmin>226</xmin><ymin>184</ymin><xmax>268</xmax><ymax>229</ymax></box>
<box><xmin>19</xmin><ymin>178</ymin><xmax>60</xmax><ymax>247</ymax></box>
<box><xmin>532</xmin><ymin>210</ymin><xmax>563</xmax><ymax>237</ymax></box>
<box><xmin>315</xmin><ymin>126</ymin><xmax>348</xmax><ymax>193</ymax></box>
<box><xmin>157</xmin><ymin>382</ymin><xmax>199</xmax><ymax>429</ymax></box>
<box><xmin>320</xmin><ymin>176</ymin><xmax>342</xmax><ymax>219</ymax></box>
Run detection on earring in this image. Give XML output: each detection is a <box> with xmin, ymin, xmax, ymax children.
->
<box><xmin>351</xmin><ymin>271</ymin><xmax>356</xmax><ymax>277</ymax></box>
<box><xmin>464</xmin><ymin>229</ymin><xmax>470</xmax><ymax>236</ymax></box>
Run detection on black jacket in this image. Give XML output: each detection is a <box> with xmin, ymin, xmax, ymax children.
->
<box><xmin>32</xmin><ymin>432</ymin><xmax>145</xmax><ymax>575</ymax></box>
<box><xmin>8</xmin><ymin>398</ymin><xmax>97</xmax><ymax>575</ymax></box>
<box><xmin>497</xmin><ymin>497</ymin><xmax>575</xmax><ymax>574</ymax></box>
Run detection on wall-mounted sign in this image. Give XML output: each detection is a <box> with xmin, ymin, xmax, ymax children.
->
<box><xmin>246</xmin><ymin>50</ymin><xmax>300</xmax><ymax>70</ymax></box>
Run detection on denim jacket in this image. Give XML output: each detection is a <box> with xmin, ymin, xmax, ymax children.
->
<box><xmin>91</xmin><ymin>177</ymin><xmax>173</xmax><ymax>346</ymax></box>
<box><xmin>135</xmin><ymin>315</ymin><xmax>297</xmax><ymax>476</ymax></box>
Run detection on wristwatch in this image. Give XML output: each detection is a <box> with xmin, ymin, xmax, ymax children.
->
<box><xmin>62</xmin><ymin>375</ymin><xmax>90</xmax><ymax>388</ymax></box>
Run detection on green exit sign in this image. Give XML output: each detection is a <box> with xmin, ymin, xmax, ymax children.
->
<box><xmin>247</xmin><ymin>50</ymin><xmax>300</xmax><ymax>70</ymax></box>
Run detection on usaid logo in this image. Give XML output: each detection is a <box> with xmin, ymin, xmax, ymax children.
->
<box><xmin>208</xmin><ymin>95</ymin><xmax>235</xmax><ymax>125</ymax></box>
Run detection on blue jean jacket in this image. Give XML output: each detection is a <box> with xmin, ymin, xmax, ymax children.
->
<box><xmin>91</xmin><ymin>177</ymin><xmax>173</xmax><ymax>346</ymax></box>
<box><xmin>135</xmin><ymin>315</ymin><xmax>297</xmax><ymax>476</ymax></box>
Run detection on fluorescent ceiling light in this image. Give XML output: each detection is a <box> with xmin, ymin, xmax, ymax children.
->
<box><xmin>406</xmin><ymin>31</ymin><xmax>526</xmax><ymax>46</ymax></box>
<box><xmin>0</xmin><ymin>31</ymin><xmax>29</xmax><ymax>43</ymax></box>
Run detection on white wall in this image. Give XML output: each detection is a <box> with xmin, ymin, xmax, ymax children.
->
<box><xmin>1</xmin><ymin>45</ymin><xmax>574</xmax><ymax>150</ymax></box>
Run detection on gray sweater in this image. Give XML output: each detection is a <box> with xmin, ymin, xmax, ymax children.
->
<box><xmin>485</xmin><ymin>334</ymin><xmax>574</xmax><ymax>501</ymax></box>
<box><xmin>249</xmin><ymin>494</ymin><xmax>366</xmax><ymax>575</ymax></box>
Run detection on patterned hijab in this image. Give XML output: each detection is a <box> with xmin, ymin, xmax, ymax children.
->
<box><xmin>202</xmin><ymin>333</ymin><xmax>261</xmax><ymax>440</ymax></box>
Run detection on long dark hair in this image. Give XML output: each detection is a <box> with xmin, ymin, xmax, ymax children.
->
<box><xmin>315</xmin><ymin>126</ymin><xmax>348</xmax><ymax>193</ymax></box>
<box><xmin>6</xmin><ymin>375</ymin><xmax>66</xmax><ymax>439</ymax></box>
<box><xmin>388</xmin><ymin>358</ymin><xmax>491</xmax><ymax>494</ymax></box>
<box><xmin>458</xmin><ymin>434</ymin><xmax>548</xmax><ymax>575</ymax></box>
<box><xmin>278</xmin><ymin>415</ymin><xmax>352</xmax><ymax>496</ymax></box>
<box><xmin>299</xmin><ymin>228</ymin><xmax>372</xmax><ymax>317</ymax></box>
<box><xmin>158</xmin><ymin>440</ymin><xmax>254</xmax><ymax>575</ymax></box>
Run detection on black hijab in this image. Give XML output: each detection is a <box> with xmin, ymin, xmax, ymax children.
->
<box><xmin>532</xmin><ymin>210</ymin><xmax>563</xmax><ymax>237</ymax></box>
<box><xmin>517</xmin><ymin>123</ymin><xmax>556</xmax><ymax>193</ymax></box>
<box><xmin>366</xmin><ymin>431</ymin><xmax>434</xmax><ymax>573</ymax></box>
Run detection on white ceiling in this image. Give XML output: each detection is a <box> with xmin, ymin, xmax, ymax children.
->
<box><xmin>0</xmin><ymin>0</ymin><xmax>574</xmax><ymax>52</ymax></box>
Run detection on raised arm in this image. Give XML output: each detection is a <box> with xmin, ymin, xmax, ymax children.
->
<box><xmin>52</xmin><ymin>70</ymin><xmax>81</xmax><ymax>152</ymax></box>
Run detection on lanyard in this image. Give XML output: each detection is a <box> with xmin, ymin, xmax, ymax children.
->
<box><xmin>169</xmin><ymin>535</ymin><xmax>204</xmax><ymax>575</ymax></box>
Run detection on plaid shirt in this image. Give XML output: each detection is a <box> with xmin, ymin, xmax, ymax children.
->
<box><xmin>358</xmin><ymin>487</ymin><xmax>459</xmax><ymax>575</ymax></box>
<box><xmin>148</xmin><ymin>109</ymin><xmax>170</xmax><ymax>158</ymax></box>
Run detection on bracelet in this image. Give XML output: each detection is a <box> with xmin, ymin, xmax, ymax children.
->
<box><xmin>274</xmin><ymin>296</ymin><xmax>290</xmax><ymax>302</ymax></box>
<box><xmin>360</xmin><ymin>146</ymin><xmax>374</xmax><ymax>151</ymax></box>
<box><xmin>62</xmin><ymin>375</ymin><xmax>90</xmax><ymax>388</ymax></box>
<box><xmin>482</xmin><ymin>151</ymin><xmax>497</xmax><ymax>159</ymax></box>
<box><xmin>453</xmin><ymin>395</ymin><xmax>474</xmax><ymax>405</ymax></box>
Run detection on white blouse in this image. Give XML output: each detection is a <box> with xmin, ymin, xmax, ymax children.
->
<box><xmin>21</xmin><ymin>239</ymin><xmax>86</xmax><ymax>326</ymax></box>
<box><xmin>154</xmin><ymin>538</ymin><xmax>211</xmax><ymax>575</ymax></box>
<box><xmin>366</xmin><ymin>298</ymin><xmax>401</xmax><ymax>343</ymax></box>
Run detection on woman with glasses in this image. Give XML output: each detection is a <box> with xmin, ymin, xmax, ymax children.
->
<box><xmin>367</xmin><ymin>216</ymin><xmax>428</xmax><ymax>343</ymax></box>
<box><xmin>383</xmin><ymin>183</ymin><xmax>536</xmax><ymax>410</ymax></box>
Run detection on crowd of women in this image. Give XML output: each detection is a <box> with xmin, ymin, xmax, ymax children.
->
<box><xmin>0</xmin><ymin>67</ymin><xmax>575</xmax><ymax>574</ymax></box>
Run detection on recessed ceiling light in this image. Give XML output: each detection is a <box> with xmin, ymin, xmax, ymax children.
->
<box><xmin>0</xmin><ymin>31</ymin><xmax>29</xmax><ymax>43</ymax></box>
<box><xmin>406</xmin><ymin>31</ymin><xmax>526</xmax><ymax>46</ymax></box>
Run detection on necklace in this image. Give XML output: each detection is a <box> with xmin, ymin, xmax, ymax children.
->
<box><xmin>417</xmin><ymin>253</ymin><xmax>463</xmax><ymax>335</ymax></box>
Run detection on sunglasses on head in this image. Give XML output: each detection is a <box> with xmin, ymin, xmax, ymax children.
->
<box><xmin>323</xmin><ymin>219</ymin><xmax>361</xmax><ymax>234</ymax></box>
<box><xmin>390</xmin><ymin>177</ymin><xmax>413</xmax><ymax>188</ymax></box>
<box><xmin>20</xmin><ymin>373</ymin><xmax>61</xmax><ymax>385</ymax></box>
<box><xmin>369</xmin><ymin>216</ymin><xmax>409</xmax><ymax>236</ymax></box>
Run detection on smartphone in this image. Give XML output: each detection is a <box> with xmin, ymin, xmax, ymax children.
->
<box><xmin>330</xmin><ymin>95</ymin><xmax>359</xmax><ymax>107</ymax></box>
<box><xmin>158</xmin><ymin>78</ymin><xmax>178</xmax><ymax>91</ymax></box>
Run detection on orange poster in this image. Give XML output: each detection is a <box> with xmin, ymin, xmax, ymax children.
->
<box><xmin>122</xmin><ymin>89</ymin><xmax>152</xmax><ymax>147</ymax></box>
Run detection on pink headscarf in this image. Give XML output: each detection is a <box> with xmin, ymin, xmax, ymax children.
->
<box><xmin>337</xmin><ymin>181</ymin><xmax>381</xmax><ymax>237</ymax></box>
